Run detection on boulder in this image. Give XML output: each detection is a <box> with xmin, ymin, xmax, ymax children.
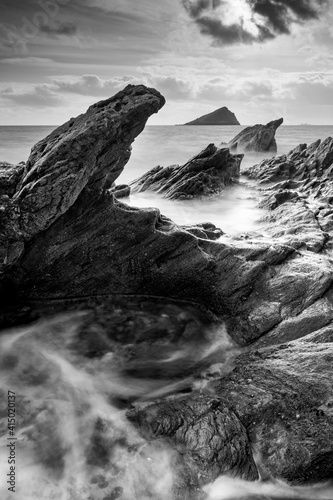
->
<box><xmin>129</xmin><ymin>143</ymin><xmax>243</xmax><ymax>199</ymax></box>
<box><xmin>227</xmin><ymin>118</ymin><xmax>283</xmax><ymax>152</ymax></box>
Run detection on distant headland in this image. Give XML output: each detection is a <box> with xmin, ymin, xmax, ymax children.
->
<box><xmin>182</xmin><ymin>106</ymin><xmax>240</xmax><ymax>126</ymax></box>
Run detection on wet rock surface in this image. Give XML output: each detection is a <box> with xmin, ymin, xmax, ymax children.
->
<box><xmin>1</xmin><ymin>87</ymin><xmax>333</xmax><ymax>499</ymax></box>
<box><xmin>227</xmin><ymin>118</ymin><xmax>283</xmax><ymax>152</ymax></box>
<box><xmin>129</xmin><ymin>143</ymin><xmax>243</xmax><ymax>199</ymax></box>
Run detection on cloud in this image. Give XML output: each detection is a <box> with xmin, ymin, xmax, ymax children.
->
<box><xmin>293</xmin><ymin>73</ymin><xmax>333</xmax><ymax>104</ymax></box>
<box><xmin>39</xmin><ymin>22</ymin><xmax>77</xmax><ymax>37</ymax></box>
<box><xmin>182</xmin><ymin>0</ymin><xmax>328</xmax><ymax>45</ymax></box>
<box><xmin>0</xmin><ymin>22</ymin><xmax>27</xmax><ymax>55</ymax></box>
<box><xmin>52</xmin><ymin>75</ymin><xmax>136</xmax><ymax>96</ymax></box>
<box><xmin>1</xmin><ymin>84</ymin><xmax>65</xmax><ymax>107</ymax></box>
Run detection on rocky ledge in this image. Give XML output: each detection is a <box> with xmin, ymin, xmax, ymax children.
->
<box><xmin>129</xmin><ymin>143</ymin><xmax>243</xmax><ymax>199</ymax></box>
<box><xmin>1</xmin><ymin>86</ymin><xmax>333</xmax><ymax>500</ymax></box>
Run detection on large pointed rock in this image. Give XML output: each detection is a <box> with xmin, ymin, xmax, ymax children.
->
<box><xmin>129</xmin><ymin>143</ymin><xmax>243</xmax><ymax>199</ymax></box>
<box><xmin>0</xmin><ymin>85</ymin><xmax>165</xmax><ymax>287</ymax></box>
<box><xmin>227</xmin><ymin>118</ymin><xmax>283</xmax><ymax>152</ymax></box>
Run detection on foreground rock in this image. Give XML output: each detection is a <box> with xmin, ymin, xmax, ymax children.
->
<box><xmin>2</xmin><ymin>86</ymin><xmax>333</xmax><ymax>498</ymax></box>
<box><xmin>227</xmin><ymin>118</ymin><xmax>283</xmax><ymax>152</ymax></box>
<box><xmin>1</xmin><ymin>87</ymin><xmax>333</xmax><ymax>351</ymax></box>
<box><xmin>2</xmin><ymin>300</ymin><xmax>332</xmax><ymax>499</ymax></box>
<box><xmin>184</xmin><ymin>106</ymin><xmax>240</xmax><ymax>126</ymax></box>
<box><xmin>130</xmin><ymin>143</ymin><xmax>243</xmax><ymax>199</ymax></box>
<box><xmin>0</xmin><ymin>84</ymin><xmax>165</xmax><ymax>293</ymax></box>
<box><xmin>130</xmin><ymin>332</ymin><xmax>333</xmax><ymax>489</ymax></box>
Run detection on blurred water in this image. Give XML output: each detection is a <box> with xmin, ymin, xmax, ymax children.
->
<box><xmin>1</xmin><ymin>125</ymin><xmax>333</xmax><ymax>234</ymax></box>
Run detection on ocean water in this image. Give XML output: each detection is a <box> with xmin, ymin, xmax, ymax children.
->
<box><xmin>1</xmin><ymin>124</ymin><xmax>333</xmax><ymax>235</ymax></box>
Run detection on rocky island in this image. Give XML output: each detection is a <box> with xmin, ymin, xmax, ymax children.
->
<box><xmin>1</xmin><ymin>85</ymin><xmax>333</xmax><ymax>500</ymax></box>
<box><xmin>184</xmin><ymin>106</ymin><xmax>240</xmax><ymax>125</ymax></box>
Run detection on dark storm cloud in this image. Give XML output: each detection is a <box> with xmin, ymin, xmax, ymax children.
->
<box><xmin>39</xmin><ymin>22</ymin><xmax>77</xmax><ymax>36</ymax></box>
<box><xmin>182</xmin><ymin>0</ymin><xmax>327</xmax><ymax>45</ymax></box>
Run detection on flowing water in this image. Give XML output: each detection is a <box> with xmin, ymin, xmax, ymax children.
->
<box><xmin>1</xmin><ymin>124</ymin><xmax>333</xmax><ymax>234</ymax></box>
<box><xmin>1</xmin><ymin>124</ymin><xmax>333</xmax><ymax>499</ymax></box>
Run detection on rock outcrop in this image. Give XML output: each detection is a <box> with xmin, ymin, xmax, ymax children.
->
<box><xmin>2</xmin><ymin>86</ymin><xmax>333</xmax><ymax>499</ymax></box>
<box><xmin>129</xmin><ymin>143</ymin><xmax>243</xmax><ymax>199</ymax></box>
<box><xmin>0</xmin><ymin>84</ymin><xmax>165</xmax><ymax>297</ymax></box>
<box><xmin>227</xmin><ymin>118</ymin><xmax>283</xmax><ymax>152</ymax></box>
<box><xmin>184</xmin><ymin>106</ymin><xmax>240</xmax><ymax>126</ymax></box>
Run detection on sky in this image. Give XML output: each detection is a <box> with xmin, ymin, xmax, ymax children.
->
<box><xmin>1</xmin><ymin>0</ymin><xmax>333</xmax><ymax>125</ymax></box>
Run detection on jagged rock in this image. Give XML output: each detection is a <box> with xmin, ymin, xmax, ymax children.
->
<box><xmin>213</xmin><ymin>337</ymin><xmax>333</xmax><ymax>484</ymax></box>
<box><xmin>184</xmin><ymin>106</ymin><xmax>240</xmax><ymax>125</ymax></box>
<box><xmin>2</xmin><ymin>87</ymin><xmax>333</xmax><ymax>499</ymax></box>
<box><xmin>128</xmin><ymin>396</ymin><xmax>258</xmax><ymax>491</ymax></box>
<box><xmin>1</xmin><ymin>98</ymin><xmax>333</xmax><ymax>353</ymax></box>
<box><xmin>0</xmin><ymin>84</ymin><xmax>165</xmax><ymax>290</ymax></box>
<box><xmin>227</xmin><ymin>118</ymin><xmax>283</xmax><ymax>152</ymax></box>
<box><xmin>129</xmin><ymin>144</ymin><xmax>243</xmax><ymax>199</ymax></box>
<box><xmin>0</xmin><ymin>161</ymin><xmax>25</xmax><ymax>197</ymax></box>
<box><xmin>244</xmin><ymin>136</ymin><xmax>333</xmax><ymax>253</ymax></box>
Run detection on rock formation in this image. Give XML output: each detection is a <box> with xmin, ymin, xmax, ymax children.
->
<box><xmin>1</xmin><ymin>85</ymin><xmax>333</xmax><ymax>499</ymax></box>
<box><xmin>129</xmin><ymin>143</ymin><xmax>243</xmax><ymax>199</ymax></box>
<box><xmin>227</xmin><ymin>118</ymin><xmax>283</xmax><ymax>152</ymax></box>
<box><xmin>184</xmin><ymin>106</ymin><xmax>240</xmax><ymax>126</ymax></box>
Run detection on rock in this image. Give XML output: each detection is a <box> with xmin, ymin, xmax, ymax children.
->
<box><xmin>2</xmin><ymin>88</ymin><xmax>333</xmax><ymax>499</ymax></box>
<box><xmin>0</xmin><ymin>161</ymin><xmax>25</xmax><ymax>197</ymax></box>
<box><xmin>2</xmin><ymin>104</ymin><xmax>333</xmax><ymax>352</ymax></box>
<box><xmin>129</xmin><ymin>143</ymin><xmax>243</xmax><ymax>199</ymax></box>
<box><xmin>184</xmin><ymin>106</ymin><xmax>240</xmax><ymax>125</ymax></box>
<box><xmin>0</xmin><ymin>84</ymin><xmax>165</xmax><ymax>291</ymax></box>
<box><xmin>111</xmin><ymin>183</ymin><xmax>131</xmax><ymax>198</ymax></box>
<box><xmin>213</xmin><ymin>337</ymin><xmax>333</xmax><ymax>484</ymax></box>
<box><xmin>227</xmin><ymin>118</ymin><xmax>283</xmax><ymax>152</ymax></box>
<box><xmin>128</xmin><ymin>396</ymin><xmax>258</xmax><ymax>491</ymax></box>
<box><xmin>182</xmin><ymin>222</ymin><xmax>223</xmax><ymax>240</ymax></box>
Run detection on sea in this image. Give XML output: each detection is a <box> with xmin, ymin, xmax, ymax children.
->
<box><xmin>1</xmin><ymin>124</ymin><xmax>333</xmax><ymax>235</ymax></box>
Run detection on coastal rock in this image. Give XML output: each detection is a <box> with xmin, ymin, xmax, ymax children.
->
<box><xmin>129</xmin><ymin>143</ymin><xmax>243</xmax><ymax>199</ymax></box>
<box><xmin>0</xmin><ymin>161</ymin><xmax>25</xmax><ymax>197</ymax></box>
<box><xmin>227</xmin><ymin>118</ymin><xmax>283</xmax><ymax>152</ymax></box>
<box><xmin>111</xmin><ymin>183</ymin><xmax>131</xmax><ymax>198</ymax></box>
<box><xmin>2</xmin><ymin>90</ymin><xmax>333</xmax><ymax>352</ymax></box>
<box><xmin>2</xmin><ymin>86</ymin><xmax>333</xmax><ymax>498</ymax></box>
<box><xmin>0</xmin><ymin>84</ymin><xmax>165</xmax><ymax>289</ymax></box>
<box><xmin>128</xmin><ymin>396</ymin><xmax>258</xmax><ymax>490</ymax></box>
<box><xmin>184</xmin><ymin>106</ymin><xmax>240</xmax><ymax>126</ymax></box>
<box><xmin>214</xmin><ymin>337</ymin><xmax>333</xmax><ymax>484</ymax></box>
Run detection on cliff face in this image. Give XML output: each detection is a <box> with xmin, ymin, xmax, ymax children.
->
<box><xmin>184</xmin><ymin>106</ymin><xmax>240</xmax><ymax>125</ymax></box>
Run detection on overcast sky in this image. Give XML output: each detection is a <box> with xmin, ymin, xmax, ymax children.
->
<box><xmin>1</xmin><ymin>0</ymin><xmax>333</xmax><ymax>125</ymax></box>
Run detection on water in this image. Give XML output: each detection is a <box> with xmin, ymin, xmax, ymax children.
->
<box><xmin>1</xmin><ymin>125</ymin><xmax>333</xmax><ymax>235</ymax></box>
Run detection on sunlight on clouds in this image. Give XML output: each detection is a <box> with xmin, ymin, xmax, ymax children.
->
<box><xmin>216</xmin><ymin>0</ymin><xmax>259</xmax><ymax>36</ymax></box>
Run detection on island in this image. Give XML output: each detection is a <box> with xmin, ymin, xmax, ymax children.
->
<box><xmin>183</xmin><ymin>106</ymin><xmax>240</xmax><ymax>125</ymax></box>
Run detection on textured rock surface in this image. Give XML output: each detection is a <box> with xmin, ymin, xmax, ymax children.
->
<box><xmin>184</xmin><ymin>106</ymin><xmax>240</xmax><ymax>125</ymax></box>
<box><xmin>130</xmin><ymin>143</ymin><xmax>243</xmax><ymax>199</ymax></box>
<box><xmin>0</xmin><ymin>84</ymin><xmax>165</xmax><ymax>289</ymax></box>
<box><xmin>2</xmin><ymin>87</ymin><xmax>333</xmax><ymax>498</ymax></box>
<box><xmin>213</xmin><ymin>337</ymin><xmax>333</xmax><ymax>484</ymax></box>
<box><xmin>128</xmin><ymin>396</ymin><xmax>258</xmax><ymax>490</ymax></box>
<box><xmin>227</xmin><ymin>118</ymin><xmax>283</xmax><ymax>152</ymax></box>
